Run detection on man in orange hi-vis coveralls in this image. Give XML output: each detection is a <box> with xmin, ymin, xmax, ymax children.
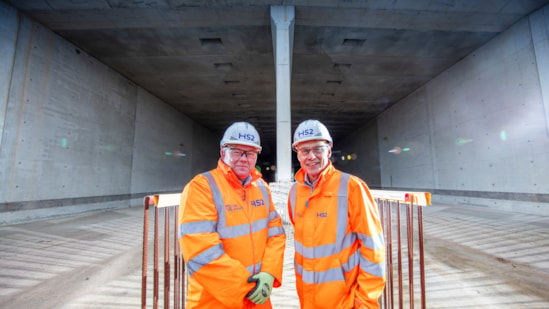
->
<box><xmin>288</xmin><ymin>119</ymin><xmax>386</xmax><ymax>309</ymax></box>
<box><xmin>178</xmin><ymin>122</ymin><xmax>286</xmax><ymax>308</ymax></box>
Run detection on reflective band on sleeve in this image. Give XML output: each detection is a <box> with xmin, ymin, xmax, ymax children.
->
<box><xmin>269</xmin><ymin>210</ymin><xmax>280</xmax><ymax>220</ymax></box>
<box><xmin>187</xmin><ymin>243</ymin><xmax>225</xmax><ymax>276</ymax></box>
<box><xmin>356</xmin><ymin>231</ymin><xmax>385</xmax><ymax>250</ymax></box>
<box><xmin>246</xmin><ymin>261</ymin><xmax>262</xmax><ymax>275</ymax></box>
<box><xmin>342</xmin><ymin>249</ymin><xmax>360</xmax><ymax>273</ymax></box>
<box><xmin>340</xmin><ymin>232</ymin><xmax>357</xmax><ymax>251</ymax></box>
<box><xmin>179</xmin><ymin>220</ymin><xmax>217</xmax><ymax>239</ymax></box>
<box><xmin>359</xmin><ymin>254</ymin><xmax>386</xmax><ymax>278</ymax></box>
<box><xmin>268</xmin><ymin>226</ymin><xmax>285</xmax><ymax>237</ymax></box>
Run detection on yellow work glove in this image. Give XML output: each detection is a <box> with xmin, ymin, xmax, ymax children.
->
<box><xmin>246</xmin><ymin>272</ymin><xmax>275</xmax><ymax>304</ymax></box>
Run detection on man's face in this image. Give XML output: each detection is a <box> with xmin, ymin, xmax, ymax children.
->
<box><xmin>221</xmin><ymin>144</ymin><xmax>260</xmax><ymax>180</ymax></box>
<box><xmin>295</xmin><ymin>140</ymin><xmax>331</xmax><ymax>182</ymax></box>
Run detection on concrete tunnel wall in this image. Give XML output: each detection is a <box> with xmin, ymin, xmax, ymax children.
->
<box><xmin>1</xmin><ymin>2</ymin><xmax>549</xmax><ymax>224</ymax></box>
<box><xmin>0</xmin><ymin>2</ymin><xmax>219</xmax><ymax>225</ymax></box>
<box><xmin>338</xmin><ymin>5</ymin><xmax>549</xmax><ymax>215</ymax></box>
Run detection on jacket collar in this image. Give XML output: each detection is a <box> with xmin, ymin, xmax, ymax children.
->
<box><xmin>217</xmin><ymin>158</ymin><xmax>262</xmax><ymax>187</ymax></box>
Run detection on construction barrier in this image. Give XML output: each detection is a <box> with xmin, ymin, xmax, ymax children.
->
<box><xmin>373</xmin><ymin>190</ymin><xmax>432</xmax><ymax>309</ymax></box>
<box><xmin>141</xmin><ymin>188</ymin><xmax>431</xmax><ymax>309</ymax></box>
<box><xmin>142</xmin><ymin>193</ymin><xmax>185</xmax><ymax>309</ymax></box>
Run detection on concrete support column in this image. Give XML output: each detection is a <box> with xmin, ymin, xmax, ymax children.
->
<box><xmin>270</xmin><ymin>5</ymin><xmax>295</xmax><ymax>182</ymax></box>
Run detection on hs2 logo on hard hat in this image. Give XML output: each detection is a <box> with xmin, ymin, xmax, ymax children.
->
<box><xmin>238</xmin><ymin>133</ymin><xmax>255</xmax><ymax>141</ymax></box>
<box><xmin>297</xmin><ymin>129</ymin><xmax>315</xmax><ymax>138</ymax></box>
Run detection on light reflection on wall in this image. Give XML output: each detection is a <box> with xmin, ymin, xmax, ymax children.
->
<box><xmin>454</xmin><ymin>138</ymin><xmax>473</xmax><ymax>146</ymax></box>
<box><xmin>388</xmin><ymin>146</ymin><xmax>410</xmax><ymax>154</ymax></box>
<box><xmin>164</xmin><ymin>151</ymin><xmax>186</xmax><ymax>157</ymax></box>
<box><xmin>500</xmin><ymin>130</ymin><xmax>507</xmax><ymax>141</ymax></box>
<box><xmin>332</xmin><ymin>150</ymin><xmax>358</xmax><ymax>162</ymax></box>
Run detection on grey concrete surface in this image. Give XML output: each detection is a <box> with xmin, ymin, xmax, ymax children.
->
<box><xmin>1</xmin><ymin>203</ymin><xmax>548</xmax><ymax>308</ymax></box>
<box><xmin>2</xmin><ymin>1</ymin><xmax>548</xmax><ymax>229</ymax></box>
<box><xmin>5</xmin><ymin>0</ymin><xmax>549</xmax><ymax>155</ymax></box>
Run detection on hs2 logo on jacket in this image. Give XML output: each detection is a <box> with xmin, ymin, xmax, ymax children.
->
<box><xmin>224</xmin><ymin>204</ymin><xmax>243</xmax><ymax>212</ymax></box>
<box><xmin>224</xmin><ymin>199</ymin><xmax>265</xmax><ymax>212</ymax></box>
<box><xmin>317</xmin><ymin>212</ymin><xmax>328</xmax><ymax>218</ymax></box>
<box><xmin>251</xmin><ymin>199</ymin><xmax>265</xmax><ymax>207</ymax></box>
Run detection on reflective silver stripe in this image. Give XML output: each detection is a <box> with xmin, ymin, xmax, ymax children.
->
<box><xmin>187</xmin><ymin>243</ymin><xmax>224</xmax><ymax>276</ymax></box>
<box><xmin>360</xmin><ymin>255</ymin><xmax>386</xmax><ymax>278</ymax></box>
<box><xmin>341</xmin><ymin>232</ymin><xmax>357</xmax><ymax>251</ymax></box>
<box><xmin>357</xmin><ymin>231</ymin><xmax>385</xmax><ymax>250</ymax></box>
<box><xmin>295</xmin><ymin>240</ymin><xmax>337</xmax><ymax>259</ymax></box>
<box><xmin>268</xmin><ymin>226</ymin><xmax>285</xmax><ymax>237</ymax></box>
<box><xmin>219</xmin><ymin>222</ymin><xmax>252</xmax><ymax>239</ymax></box>
<box><xmin>256</xmin><ymin>180</ymin><xmax>270</xmax><ymax>209</ymax></box>
<box><xmin>203</xmin><ymin>172</ymin><xmax>226</xmax><ymax>230</ymax></box>
<box><xmin>179</xmin><ymin>220</ymin><xmax>217</xmax><ymax>238</ymax></box>
<box><xmin>342</xmin><ymin>249</ymin><xmax>360</xmax><ymax>273</ymax></box>
<box><xmin>246</xmin><ymin>261</ymin><xmax>262</xmax><ymax>275</ymax></box>
<box><xmin>295</xmin><ymin>263</ymin><xmax>345</xmax><ymax>284</ymax></box>
<box><xmin>251</xmin><ymin>217</ymin><xmax>269</xmax><ymax>233</ymax></box>
<box><xmin>336</xmin><ymin>173</ymin><xmax>350</xmax><ymax>250</ymax></box>
<box><xmin>269</xmin><ymin>210</ymin><xmax>280</xmax><ymax>220</ymax></box>
<box><xmin>289</xmin><ymin>183</ymin><xmax>297</xmax><ymax>220</ymax></box>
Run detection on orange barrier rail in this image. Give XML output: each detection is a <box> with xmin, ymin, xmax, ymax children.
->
<box><xmin>372</xmin><ymin>190</ymin><xmax>431</xmax><ymax>309</ymax></box>
<box><xmin>142</xmin><ymin>194</ymin><xmax>185</xmax><ymax>309</ymax></box>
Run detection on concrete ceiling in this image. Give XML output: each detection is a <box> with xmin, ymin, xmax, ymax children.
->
<box><xmin>7</xmin><ymin>0</ymin><xmax>549</xmax><ymax>163</ymax></box>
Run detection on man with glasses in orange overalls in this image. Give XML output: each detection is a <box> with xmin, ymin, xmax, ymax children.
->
<box><xmin>288</xmin><ymin>119</ymin><xmax>386</xmax><ymax>309</ymax></box>
<box><xmin>178</xmin><ymin>122</ymin><xmax>286</xmax><ymax>308</ymax></box>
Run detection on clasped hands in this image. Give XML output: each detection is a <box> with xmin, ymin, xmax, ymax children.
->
<box><xmin>246</xmin><ymin>272</ymin><xmax>275</xmax><ymax>304</ymax></box>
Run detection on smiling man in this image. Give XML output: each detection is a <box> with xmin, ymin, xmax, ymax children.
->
<box><xmin>288</xmin><ymin>119</ymin><xmax>386</xmax><ymax>309</ymax></box>
<box><xmin>178</xmin><ymin>122</ymin><xmax>286</xmax><ymax>308</ymax></box>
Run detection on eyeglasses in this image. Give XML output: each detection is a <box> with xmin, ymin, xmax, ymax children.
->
<box><xmin>225</xmin><ymin>147</ymin><xmax>259</xmax><ymax>159</ymax></box>
<box><xmin>294</xmin><ymin>145</ymin><xmax>327</xmax><ymax>156</ymax></box>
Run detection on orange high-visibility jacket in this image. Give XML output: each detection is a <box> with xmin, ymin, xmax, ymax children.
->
<box><xmin>178</xmin><ymin>159</ymin><xmax>286</xmax><ymax>309</ymax></box>
<box><xmin>288</xmin><ymin>163</ymin><xmax>386</xmax><ymax>309</ymax></box>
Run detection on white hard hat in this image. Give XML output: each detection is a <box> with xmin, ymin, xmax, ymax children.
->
<box><xmin>220</xmin><ymin>122</ymin><xmax>262</xmax><ymax>150</ymax></box>
<box><xmin>292</xmin><ymin>119</ymin><xmax>333</xmax><ymax>148</ymax></box>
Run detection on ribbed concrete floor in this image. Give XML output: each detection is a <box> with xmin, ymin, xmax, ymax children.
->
<box><xmin>1</xmin><ymin>203</ymin><xmax>548</xmax><ymax>308</ymax></box>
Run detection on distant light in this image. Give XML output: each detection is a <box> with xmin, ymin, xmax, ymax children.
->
<box><xmin>500</xmin><ymin>130</ymin><xmax>507</xmax><ymax>141</ymax></box>
<box><xmin>340</xmin><ymin>156</ymin><xmax>345</xmax><ymax>161</ymax></box>
<box><xmin>402</xmin><ymin>148</ymin><xmax>410</xmax><ymax>152</ymax></box>
<box><xmin>389</xmin><ymin>147</ymin><xmax>402</xmax><ymax>154</ymax></box>
<box><xmin>165</xmin><ymin>152</ymin><xmax>173</xmax><ymax>155</ymax></box>
<box><xmin>347</xmin><ymin>155</ymin><xmax>351</xmax><ymax>160</ymax></box>
<box><xmin>455</xmin><ymin>138</ymin><xmax>473</xmax><ymax>146</ymax></box>
<box><xmin>61</xmin><ymin>138</ymin><xmax>67</xmax><ymax>148</ymax></box>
